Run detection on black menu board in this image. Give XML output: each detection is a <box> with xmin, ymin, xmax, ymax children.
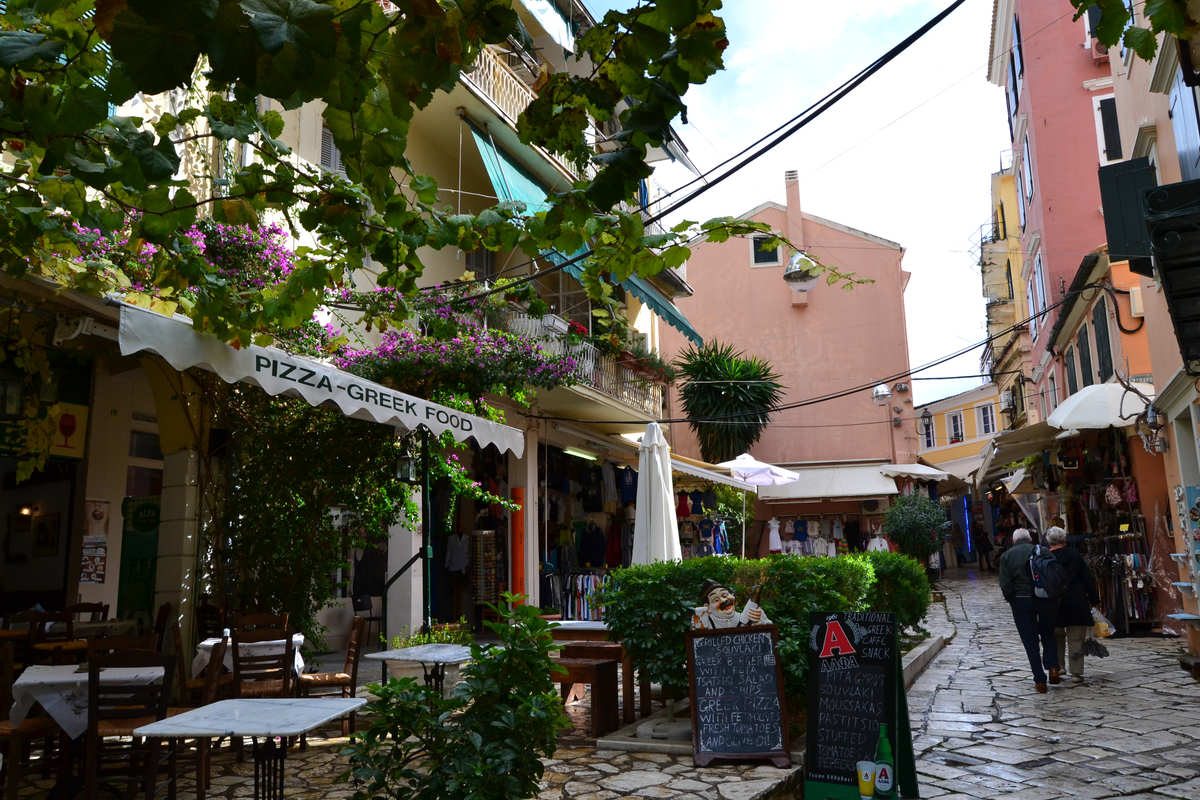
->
<box><xmin>686</xmin><ymin>625</ymin><xmax>790</xmax><ymax>768</ymax></box>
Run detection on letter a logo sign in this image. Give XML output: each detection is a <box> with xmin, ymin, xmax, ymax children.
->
<box><xmin>818</xmin><ymin>620</ymin><xmax>857</xmax><ymax>659</ymax></box>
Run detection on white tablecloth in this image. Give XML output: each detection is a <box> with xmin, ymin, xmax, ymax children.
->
<box><xmin>191</xmin><ymin>634</ymin><xmax>305</xmax><ymax>678</ymax></box>
<box><xmin>10</xmin><ymin>664</ymin><xmax>164</xmax><ymax>740</ymax></box>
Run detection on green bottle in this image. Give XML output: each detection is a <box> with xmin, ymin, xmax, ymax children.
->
<box><xmin>874</xmin><ymin>723</ymin><xmax>895</xmax><ymax>799</ymax></box>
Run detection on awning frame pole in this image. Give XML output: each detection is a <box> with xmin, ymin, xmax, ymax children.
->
<box><xmin>421</xmin><ymin>428</ymin><xmax>432</xmax><ymax>634</ymax></box>
<box><xmin>741</xmin><ymin>490</ymin><xmax>746</xmax><ymax>559</ymax></box>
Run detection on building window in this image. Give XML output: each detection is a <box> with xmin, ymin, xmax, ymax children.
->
<box><xmin>1016</xmin><ymin>171</ymin><xmax>1027</xmax><ymax>229</ymax></box>
<box><xmin>751</xmin><ymin>235</ymin><xmax>781</xmax><ymax>266</ymax></box>
<box><xmin>320</xmin><ymin>126</ymin><xmax>346</xmax><ymax>176</ymax></box>
<box><xmin>1033</xmin><ymin>251</ymin><xmax>1047</xmax><ymax>313</ymax></box>
<box><xmin>1064</xmin><ymin>347</ymin><xmax>1079</xmax><ymax>396</ymax></box>
<box><xmin>1005</xmin><ymin>261</ymin><xmax>1014</xmax><ymax>299</ymax></box>
<box><xmin>922</xmin><ymin>419</ymin><xmax>935</xmax><ymax>449</ymax></box>
<box><xmin>1092</xmin><ymin>297</ymin><xmax>1114</xmax><ymax>381</ymax></box>
<box><xmin>1077</xmin><ymin>325</ymin><xmax>1094</xmax><ymax>387</ymax></box>
<box><xmin>465</xmin><ymin>248</ymin><xmax>496</xmax><ymax>281</ymax></box>
<box><xmin>948</xmin><ymin>411</ymin><xmax>964</xmax><ymax>443</ymax></box>
<box><xmin>1027</xmin><ymin>281</ymin><xmax>1038</xmax><ymax>340</ymax></box>
<box><xmin>1093</xmin><ymin>95</ymin><xmax>1123</xmax><ymax>165</ymax></box>
<box><xmin>1048</xmin><ymin>373</ymin><xmax>1058</xmax><ymax>411</ymax></box>
<box><xmin>1022</xmin><ymin>137</ymin><xmax>1034</xmax><ymax>201</ymax></box>
<box><xmin>978</xmin><ymin>404</ymin><xmax>995</xmax><ymax>436</ymax></box>
<box><xmin>1012</xmin><ymin>15</ymin><xmax>1025</xmax><ymax>79</ymax></box>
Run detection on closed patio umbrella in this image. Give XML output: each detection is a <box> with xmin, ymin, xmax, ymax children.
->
<box><xmin>715</xmin><ymin>454</ymin><xmax>800</xmax><ymax>557</ymax></box>
<box><xmin>631</xmin><ymin>422</ymin><xmax>682</xmax><ymax>565</ymax></box>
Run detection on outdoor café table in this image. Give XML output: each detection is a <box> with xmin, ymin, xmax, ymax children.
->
<box><xmin>548</xmin><ymin>620</ymin><xmax>644</xmax><ymax>724</ymax></box>
<box><xmin>365</xmin><ymin>644</ymin><xmax>473</xmax><ymax>695</ymax></box>
<box><xmin>135</xmin><ymin>698</ymin><xmax>365</xmax><ymax>800</ymax></box>
<box><xmin>192</xmin><ymin>633</ymin><xmax>305</xmax><ymax>678</ymax></box>
<box><xmin>10</xmin><ymin>663</ymin><xmax>165</xmax><ymax>739</ymax></box>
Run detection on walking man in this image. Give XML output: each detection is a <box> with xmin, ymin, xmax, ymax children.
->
<box><xmin>974</xmin><ymin>526</ymin><xmax>994</xmax><ymax>571</ymax></box>
<box><xmin>1047</xmin><ymin>526</ymin><xmax>1099</xmax><ymax>680</ymax></box>
<box><xmin>998</xmin><ymin>528</ymin><xmax>1061</xmax><ymax>693</ymax></box>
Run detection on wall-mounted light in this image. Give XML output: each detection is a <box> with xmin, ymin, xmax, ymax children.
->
<box><xmin>18</xmin><ymin>505</ymin><xmax>36</xmax><ymax>516</ymax></box>
<box><xmin>920</xmin><ymin>408</ymin><xmax>932</xmax><ymax>435</ymax></box>
<box><xmin>872</xmin><ymin>384</ymin><xmax>891</xmax><ymax>406</ymax></box>
<box><xmin>563</xmin><ymin>447</ymin><xmax>597</xmax><ymax>461</ymax></box>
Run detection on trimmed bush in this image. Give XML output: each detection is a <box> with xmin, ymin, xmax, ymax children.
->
<box><xmin>855</xmin><ymin>551</ymin><xmax>931</xmax><ymax>633</ymax></box>
<box><xmin>601</xmin><ymin>555</ymin><xmax>875</xmax><ymax>699</ymax></box>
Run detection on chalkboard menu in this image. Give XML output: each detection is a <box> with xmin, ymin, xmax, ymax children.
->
<box><xmin>804</xmin><ymin>611</ymin><xmax>918</xmax><ymax>800</ymax></box>
<box><xmin>686</xmin><ymin>625</ymin><xmax>790</xmax><ymax>768</ymax></box>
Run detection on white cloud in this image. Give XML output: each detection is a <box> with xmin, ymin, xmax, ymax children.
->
<box><xmin>592</xmin><ymin>0</ymin><xmax>1010</xmax><ymax>405</ymax></box>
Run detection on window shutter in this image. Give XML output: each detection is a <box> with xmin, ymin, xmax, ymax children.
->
<box><xmin>1077</xmin><ymin>326</ymin><xmax>1094</xmax><ymax>387</ymax></box>
<box><xmin>1092</xmin><ymin>298</ymin><xmax>1114</xmax><ymax>382</ymax></box>
<box><xmin>1169</xmin><ymin>71</ymin><xmax>1200</xmax><ymax>182</ymax></box>
<box><xmin>320</xmin><ymin>127</ymin><xmax>344</xmax><ymax>175</ymax></box>
<box><xmin>1064</xmin><ymin>348</ymin><xmax>1079</xmax><ymax>396</ymax></box>
<box><xmin>1097</xmin><ymin>157</ymin><xmax>1156</xmax><ymax>274</ymax></box>
<box><xmin>1098</xmin><ymin>98</ymin><xmax>1122</xmax><ymax>161</ymax></box>
<box><xmin>1012</xmin><ymin>16</ymin><xmax>1024</xmax><ymax>76</ymax></box>
<box><xmin>1086</xmin><ymin>6</ymin><xmax>1102</xmax><ymax>38</ymax></box>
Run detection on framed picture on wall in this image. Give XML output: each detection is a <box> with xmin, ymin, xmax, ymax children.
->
<box><xmin>32</xmin><ymin>513</ymin><xmax>60</xmax><ymax>558</ymax></box>
<box><xmin>4</xmin><ymin>513</ymin><xmax>32</xmax><ymax>563</ymax></box>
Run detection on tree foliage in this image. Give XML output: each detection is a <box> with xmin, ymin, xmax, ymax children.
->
<box><xmin>881</xmin><ymin>494</ymin><xmax>947</xmax><ymax>562</ymax></box>
<box><xmin>0</xmin><ymin>0</ymin><xmax>865</xmax><ymax>348</ymax></box>
<box><xmin>674</xmin><ymin>341</ymin><xmax>783</xmax><ymax>463</ymax></box>
<box><xmin>1072</xmin><ymin>1</ymin><xmax>1194</xmax><ymax>61</ymax></box>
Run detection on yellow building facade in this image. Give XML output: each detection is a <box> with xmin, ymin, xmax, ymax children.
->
<box><xmin>915</xmin><ymin>383</ymin><xmax>1002</xmax><ymax>481</ymax></box>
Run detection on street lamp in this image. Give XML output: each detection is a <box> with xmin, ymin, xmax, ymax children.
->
<box><xmin>920</xmin><ymin>408</ymin><xmax>932</xmax><ymax>440</ymax></box>
<box><xmin>873</xmin><ymin>384</ymin><xmax>899</xmax><ymax>463</ymax></box>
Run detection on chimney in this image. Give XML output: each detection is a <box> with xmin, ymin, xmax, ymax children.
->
<box><xmin>784</xmin><ymin>170</ymin><xmax>804</xmax><ymax>249</ymax></box>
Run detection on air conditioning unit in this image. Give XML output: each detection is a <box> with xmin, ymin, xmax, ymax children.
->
<box><xmin>999</xmin><ymin>390</ymin><xmax>1014</xmax><ymax>410</ymax></box>
<box><xmin>1090</xmin><ymin>38</ymin><xmax>1109</xmax><ymax>65</ymax></box>
<box><xmin>862</xmin><ymin>499</ymin><xmax>880</xmax><ymax>513</ymax></box>
<box><xmin>1129</xmin><ymin>285</ymin><xmax>1145</xmax><ymax>318</ymax></box>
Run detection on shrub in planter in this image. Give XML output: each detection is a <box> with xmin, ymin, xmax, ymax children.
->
<box><xmin>601</xmin><ymin>555</ymin><xmax>875</xmax><ymax>700</ymax></box>
<box><xmin>855</xmin><ymin>551</ymin><xmax>932</xmax><ymax>633</ymax></box>
<box><xmin>881</xmin><ymin>494</ymin><xmax>948</xmax><ymax>561</ymax></box>
<box><xmin>345</xmin><ymin>596</ymin><xmax>568</xmax><ymax>800</ymax></box>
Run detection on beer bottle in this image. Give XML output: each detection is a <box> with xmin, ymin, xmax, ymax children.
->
<box><xmin>874</xmin><ymin>723</ymin><xmax>895</xmax><ymax>799</ymax></box>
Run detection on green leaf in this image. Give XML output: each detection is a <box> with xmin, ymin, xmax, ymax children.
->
<box><xmin>239</xmin><ymin>0</ymin><xmax>335</xmax><ymax>54</ymax></box>
<box><xmin>1144</xmin><ymin>0</ymin><xmax>1189</xmax><ymax>35</ymax></box>
<box><xmin>0</xmin><ymin>31</ymin><xmax>65</xmax><ymax>67</ymax></box>
<box><xmin>1123</xmin><ymin>26</ymin><xmax>1158</xmax><ymax>61</ymax></box>
<box><xmin>410</xmin><ymin>174</ymin><xmax>439</xmax><ymax>205</ymax></box>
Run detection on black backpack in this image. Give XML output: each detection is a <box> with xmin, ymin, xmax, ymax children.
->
<box><xmin>1029</xmin><ymin>545</ymin><xmax>1069</xmax><ymax>599</ymax></box>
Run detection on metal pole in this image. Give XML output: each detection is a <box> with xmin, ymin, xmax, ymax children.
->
<box><xmin>421</xmin><ymin>428</ymin><xmax>432</xmax><ymax>633</ymax></box>
<box><xmin>741</xmin><ymin>490</ymin><xmax>746</xmax><ymax>559</ymax></box>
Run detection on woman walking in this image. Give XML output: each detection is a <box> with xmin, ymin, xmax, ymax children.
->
<box><xmin>1047</xmin><ymin>526</ymin><xmax>1100</xmax><ymax>682</ymax></box>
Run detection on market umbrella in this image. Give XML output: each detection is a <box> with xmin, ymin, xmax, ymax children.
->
<box><xmin>631</xmin><ymin>422</ymin><xmax>682</xmax><ymax>565</ymax></box>
<box><xmin>1046</xmin><ymin>383</ymin><xmax>1151</xmax><ymax>430</ymax></box>
<box><xmin>715</xmin><ymin>454</ymin><xmax>800</xmax><ymax>557</ymax></box>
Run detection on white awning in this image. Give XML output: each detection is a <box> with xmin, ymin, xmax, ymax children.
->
<box><xmin>671</xmin><ymin>457</ymin><xmax>758</xmax><ymax>493</ymax></box>
<box><xmin>118</xmin><ymin>303</ymin><xmax>526</xmax><ymax>457</ymax></box>
<box><xmin>977</xmin><ymin>421</ymin><xmax>1057</xmax><ymax>483</ymax></box>
<box><xmin>1046</xmin><ymin>382</ymin><xmax>1151</xmax><ymax>430</ymax></box>
<box><xmin>758</xmin><ymin>465</ymin><xmax>898</xmax><ymax>502</ymax></box>
<box><xmin>879</xmin><ymin>463</ymin><xmax>950</xmax><ymax>482</ymax></box>
<box><xmin>1003</xmin><ymin>466</ymin><xmax>1030</xmax><ymax>495</ymax></box>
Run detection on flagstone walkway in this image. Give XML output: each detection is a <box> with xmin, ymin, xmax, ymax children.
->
<box><xmin>910</xmin><ymin>569</ymin><xmax>1200</xmax><ymax>799</ymax></box>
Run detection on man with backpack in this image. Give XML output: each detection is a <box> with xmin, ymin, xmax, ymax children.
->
<box><xmin>998</xmin><ymin>528</ymin><xmax>1063</xmax><ymax>693</ymax></box>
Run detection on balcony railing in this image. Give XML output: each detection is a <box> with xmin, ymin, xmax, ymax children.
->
<box><xmin>504</xmin><ymin>311</ymin><xmax>665</xmax><ymax>417</ymax></box>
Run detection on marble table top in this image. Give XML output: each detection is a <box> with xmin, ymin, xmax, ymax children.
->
<box><xmin>549</xmin><ymin>620</ymin><xmax>607</xmax><ymax>631</ymax></box>
<box><xmin>133</xmin><ymin>698</ymin><xmax>365</xmax><ymax>738</ymax></box>
<box><xmin>364</xmin><ymin>643</ymin><xmax>474</xmax><ymax>665</ymax></box>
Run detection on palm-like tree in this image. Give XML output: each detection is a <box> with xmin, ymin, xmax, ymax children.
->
<box><xmin>674</xmin><ymin>342</ymin><xmax>783</xmax><ymax>463</ymax></box>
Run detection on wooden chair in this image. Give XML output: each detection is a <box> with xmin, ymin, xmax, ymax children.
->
<box><xmin>152</xmin><ymin>602</ymin><xmax>173</xmax><ymax>653</ymax></box>
<box><xmin>234</xmin><ymin>612</ymin><xmax>289</xmax><ymax>634</ymax></box>
<box><xmin>166</xmin><ymin>638</ymin><xmax>228</xmax><ymax>800</ymax></box>
<box><xmin>172</xmin><ymin>624</ymin><xmax>233</xmax><ymax>707</ymax></box>
<box><xmin>87</xmin><ymin>634</ymin><xmax>156</xmax><ymax>662</ymax></box>
<box><xmin>29</xmin><ymin>611</ymin><xmax>82</xmax><ymax>666</ymax></box>
<box><xmin>231</xmin><ymin>627</ymin><xmax>294</xmax><ymax>699</ymax></box>
<box><xmin>298</xmin><ymin>617</ymin><xmax>365</xmax><ymax>742</ymax></box>
<box><xmin>84</xmin><ymin>649</ymin><xmax>176</xmax><ymax>800</ymax></box>
<box><xmin>0</xmin><ymin>642</ymin><xmax>58</xmax><ymax>800</ymax></box>
<box><xmin>194</xmin><ymin>599</ymin><xmax>225</xmax><ymax>642</ymax></box>
<box><xmin>65</xmin><ymin>602</ymin><xmax>109</xmax><ymax>623</ymax></box>
<box><xmin>2</xmin><ymin>611</ymin><xmax>40</xmax><ymax>670</ymax></box>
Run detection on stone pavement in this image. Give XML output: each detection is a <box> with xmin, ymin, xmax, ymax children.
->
<box><xmin>910</xmin><ymin>568</ymin><xmax>1200</xmax><ymax>799</ymax></box>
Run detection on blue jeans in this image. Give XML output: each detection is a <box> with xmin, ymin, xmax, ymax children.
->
<box><xmin>1009</xmin><ymin>595</ymin><xmax>1059</xmax><ymax>684</ymax></box>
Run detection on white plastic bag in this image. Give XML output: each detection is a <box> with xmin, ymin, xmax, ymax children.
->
<box><xmin>1091</xmin><ymin>606</ymin><xmax>1115</xmax><ymax>639</ymax></box>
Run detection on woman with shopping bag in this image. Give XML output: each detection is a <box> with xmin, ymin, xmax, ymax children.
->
<box><xmin>1047</xmin><ymin>527</ymin><xmax>1101</xmax><ymax>681</ymax></box>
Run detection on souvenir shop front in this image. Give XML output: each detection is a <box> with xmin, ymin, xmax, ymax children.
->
<box><xmin>1000</xmin><ymin>427</ymin><xmax>1175</xmax><ymax>634</ymax></box>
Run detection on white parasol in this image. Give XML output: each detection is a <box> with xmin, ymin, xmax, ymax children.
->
<box><xmin>1046</xmin><ymin>382</ymin><xmax>1151</xmax><ymax>431</ymax></box>
<box><xmin>631</xmin><ymin>422</ymin><xmax>682</xmax><ymax>565</ymax></box>
<box><xmin>715</xmin><ymin>454</ymin><xmax>800</xmax><ymax>557</ymax></box>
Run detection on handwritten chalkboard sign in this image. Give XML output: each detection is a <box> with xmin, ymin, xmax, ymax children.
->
<box><xmin>686</xmin><ymin>625</ymin><xmax>790</xmax><ymax>768</ymax></box>
<box><xmin>804</xmin><ymin>611</ymin><xmax>918</xmax><ymax>800</ymax></box>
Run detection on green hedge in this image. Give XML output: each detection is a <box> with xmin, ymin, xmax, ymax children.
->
<box><xmin>855</xmin><ymin>551</ymin><xmax>931</xmax><ymax>633</ymax></box>
<box><xmin>600</xmin><ymin>555</ymin><xmax>876</xmax><ymax>700</ymax></box>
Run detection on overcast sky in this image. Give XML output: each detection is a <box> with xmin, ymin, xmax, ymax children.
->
<box><xmin>589</xmin><ymin>0</ymin><xmax>1011</xmax><ymax>407</ymax></box>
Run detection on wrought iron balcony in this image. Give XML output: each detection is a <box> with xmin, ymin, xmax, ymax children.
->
<box><xmin>503</xmin><ymin>311</ymin><xmax>665</xmax><ymax>417</ymax></box>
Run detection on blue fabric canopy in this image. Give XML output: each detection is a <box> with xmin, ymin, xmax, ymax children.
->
<box><xmin>470</xmin><ymin>125</ymin><xmax>703</xmax><ymax>345</ymax></box>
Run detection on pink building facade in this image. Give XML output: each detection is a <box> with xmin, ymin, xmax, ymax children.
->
<box><xmin>987</xmin><ymin>1</ymin><xmax>1114</xmax><ymax>420</ymax></box>
<box><xmin>660</xmin><ymin>171</ymin><xmax>917</xmax><ymax>468</ymax></box>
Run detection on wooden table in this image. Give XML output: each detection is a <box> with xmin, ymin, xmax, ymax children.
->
<box><xmin>135</xmin><ymin>698</ymin><xmax>364</xmax><ymax>800</ymax></box>
<box><xmin>549</xmin><ymin>621</ymin><xmax>647</xmax><ymax>725</ymax></box>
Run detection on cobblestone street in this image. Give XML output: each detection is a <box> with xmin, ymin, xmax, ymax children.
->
<box><xmin>910</xmin><ymin>570</ymin><xmax>1200</xmax><ymax>799</ymax></box>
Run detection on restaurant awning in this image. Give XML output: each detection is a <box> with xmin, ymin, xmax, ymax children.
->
<box><xmin>758</xmin><ymin>464</ymin><xmax>899</xmax><ymax>502</ymax></box>
<box><xmin>469</xmin><ymin>125</ymin><xmax>705</xmax><ymax>346</ymax></box>
<box><xmin>976</xmin><ymin>421</ymin><xmax>1057</xmax><ymax>484</ymax></box>
<box><xmin>670</xmin><ymin>454</ymin><xmax>758</xmax><ymax>493</ymax></box>
<box><xmin>879</xmin><ymin>463</ymin><xmax>950</xmax><ymax>482</ymax></box>
<box><xmin>117</xmin><ymin>303</ymin><xmax>526</xmax><ymax>457</ymax></box>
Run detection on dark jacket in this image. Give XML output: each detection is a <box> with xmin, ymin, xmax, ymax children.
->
<box><xmin>998</xmin><ymin>541</ymin><xmax>1035</xmax><ymax>600</ymax></box>
<box><xmin>1052</xmin><ymin>545</ymin><xmax>1100</xmax><ymax>627</ymax></box>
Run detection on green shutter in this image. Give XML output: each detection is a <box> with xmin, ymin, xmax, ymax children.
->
<box><xmin>1092</xmin><ymin>298</ymin><xmax>1114</xmax><ymax>382</ymax></box>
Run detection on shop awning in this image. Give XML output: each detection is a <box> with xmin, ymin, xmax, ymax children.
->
<box><xmin>758</xmin><ymin>464</ymin><xmax>899</xmax><ymax>502</ymax></box>
<box><xmin>1046</xmin><ymin>382</ymin><xmax>1152</xmax><ymax>430</ymax></box>
<box><xmin>976</xmin><ymin>421</ymin><xmax>1057</xmax><ymax>484</ymax></box>
<box><xmin>117</xmin><ymin>303</ymin><xmax>526</xmax><ymax>457</ymax></box>
<box><xmin>1003</xmin><ymin>466</ymin><xmax>1031</xmax><ymax>495</ymax></box>
<box><xmin>670</xmin><ymin>454</ymin><xmax>758</xmax><ymax>493</ymax></box>
<box><xmin>469</xmin><ymin>126</ymin><xmax>704</xmax><ymax>346</ymax></box>
<box><xmin>879</xmin><ymin>463</ymin><xmax>950</xmax><ymax>482</ymax></box>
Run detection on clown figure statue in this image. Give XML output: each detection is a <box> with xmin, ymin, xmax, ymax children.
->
<box><xmin>691</xmin><ymin>580</ymin><xmax>771</xmax><ymax>629</ymax></box>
